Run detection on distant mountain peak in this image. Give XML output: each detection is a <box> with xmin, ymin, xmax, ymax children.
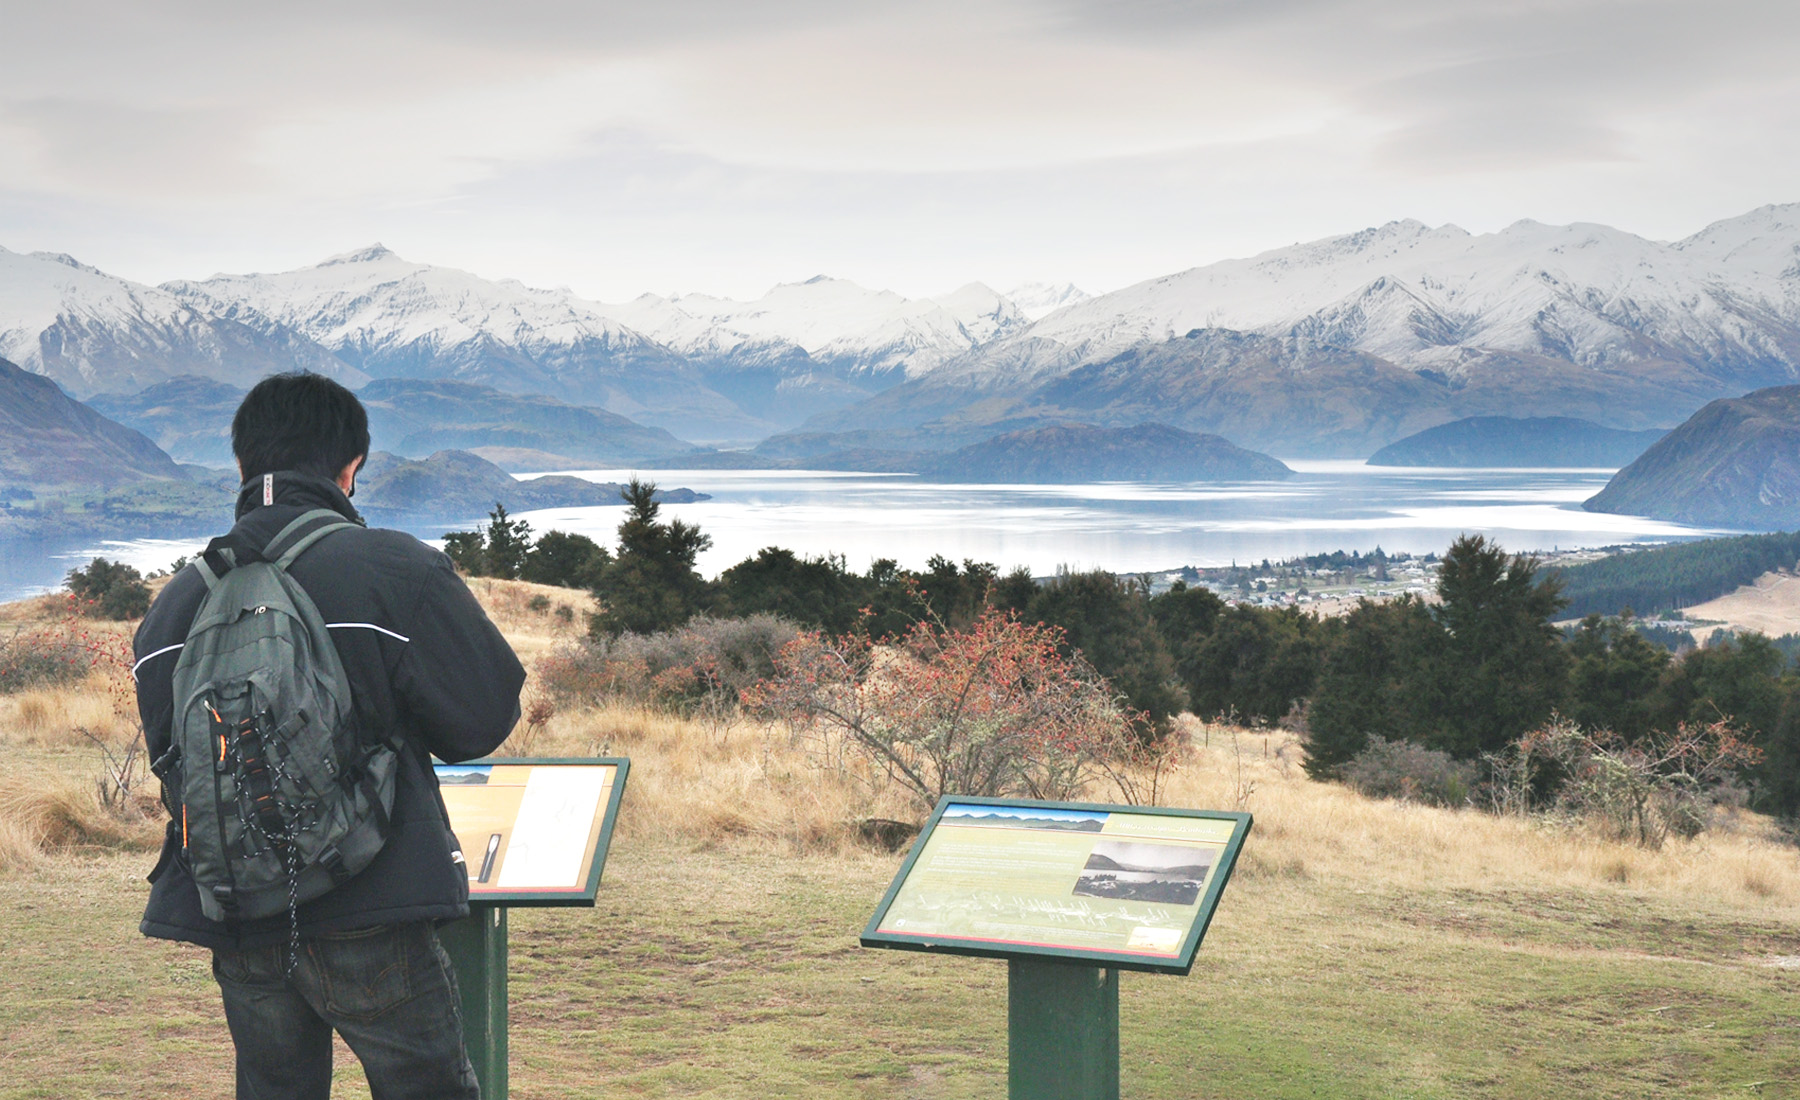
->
<box><xmin>319</xmin><ymin>244</ymin><xmax>400</xmax><ymax>267</ymax></box>
<box><xmin>29</xmin><ymin>250</ymin><xmax>106</xmax><ymax>275</ymax></box>
<box><xmin>1004</xmin><ymin>281</ymin><xmax>1091</xmax><ymax>321</ymax></box>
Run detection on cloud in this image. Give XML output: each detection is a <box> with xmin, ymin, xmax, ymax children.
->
<box><xmin>1</xmin><ymin>99</ymin><xmax>263</xmax><ymax>197</ymax></box>
<box><xmin>0</xmin><ymin>0</ymin><xmax>1798</xmax><ymax>297</ymax></box>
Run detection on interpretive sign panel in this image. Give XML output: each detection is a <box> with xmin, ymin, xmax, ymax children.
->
<box><xmin>434</xmin><ymin>758</ymin><xmax>629</xmax><ymax>906</ymax></box>
<box><xmin>862</xmin><ymin>796</ymin><xmax>1251</xmax><ymax>974</ymax></box>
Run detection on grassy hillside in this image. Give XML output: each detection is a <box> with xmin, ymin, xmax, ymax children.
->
<box><xmin>3</xmin><ymin>580</ymin><xmax>1799</xmax><ymax>1098</ymax></box>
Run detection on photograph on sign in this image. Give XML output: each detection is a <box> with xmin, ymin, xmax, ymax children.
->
<box><xmin>865</xmin><ymin>798</ymin><xmax>1250</xmax><ymax>971</ymax></box>
<box><xmin>435</xmin><ymin>760</ymin><xmax>625</xmax><ymax>903</ymax></box>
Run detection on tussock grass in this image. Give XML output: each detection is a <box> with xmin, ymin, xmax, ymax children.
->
<box><xmin>0</xmin><ymin>817</ymin><xmax>45</xmax><ymax>874</ymax></box>
<box><xmin>1153</xmin><ymin>726</ymin><xmax>1800</xmax><ymax>912</ymax></box>
<box><xmin>0</xmin><ymin>678</ymin><xmax>136</xmax><ymax>746</ymax></box>
<box><xmin>460</xmin><ymin>577</ymin><xmax>593</xmax><ymax>662</ymax></box>
<box><xmin>0</xmin><ymin>773</ymin><xmax>161</xmax><ymax>860</ymax></box>
<box><xmin>503</xmin><ymin>701</ymin><xmax>915</xmax><ymax>854</ymax></box>
<box><xmin>0</xmin><ymin>590</ymin><xmax>76</xmax><ymax>626</ymax></box>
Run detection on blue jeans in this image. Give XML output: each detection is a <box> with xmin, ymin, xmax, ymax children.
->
<box><xmin>212</xmin><ymin>922</ymin><xmax>480</xmax><ymax>1100</ymax></box>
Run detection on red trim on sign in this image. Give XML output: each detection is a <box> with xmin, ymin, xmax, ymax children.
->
<box><xmin>876</xmin><ymin>930</ymin><xmax>1181</xmax><ymax>957</ymax></box>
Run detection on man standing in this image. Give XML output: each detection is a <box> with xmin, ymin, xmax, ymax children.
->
<box><xmin>133</xmin><ymin>372</ymin><xmax>525</xmax><ymax>1099</ymax></box>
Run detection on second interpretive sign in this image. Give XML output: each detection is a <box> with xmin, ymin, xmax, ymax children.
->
<box><xmin>862</xmin><ymin>796</ymin><xmax>1251</xmax><ymax>974</ymax></box>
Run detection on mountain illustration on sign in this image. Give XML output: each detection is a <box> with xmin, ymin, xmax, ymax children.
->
<box><xmin>944</xmin><ymin>809</ymin><xmax>1106</xmax><ymax>832</ymax></box>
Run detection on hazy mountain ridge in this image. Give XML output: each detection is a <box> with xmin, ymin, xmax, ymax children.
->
<box><xmin>86</xmin><ymin>375</ymin><xmax>246</xmax><ymax>468</ymax></box>
<box><xmin>1368</xmin><ymin>417</ymin><xmax>1668</xmax><ymax>468</ymax></box>
<box><xmin>1583</xmin><ymin>385</ymin><xmax>1800</xmax><ymax>529</ymax></box>
<box><xmin>1005</xmin><ymin>282</ymin><xmax>1091</xmax><ymax>321</ymax></box>
<box><xmin>356</xmin><ymin>449</ymin><xmax>708</xmax><ymax>525</ymax></box>
<box><xmin>85</xmin><ymin>375</ymin><xmax>702</xmax><ymax>471</ymax></box>
<box><xmin>0</xmin><ymin>356</ymin><xmax>186</xmax><ymax>489</ymax></box>
<box><xmin>358</xmin><ymin>378</ymin><xmax>700</xmax><ymax>467</ymax></box>
<box><xmin>924</xmin><ymin>422</ymin><xmax>1291</xmax><ymax>483</ymax></box>
<box><xmin>163</xmin><ymin>247</ymin><xmax>759</xmax><ymax>439</ymax></box>
<box><xmin>657</xmin><ymin>421</ymin><xmax>1290</xmax><ymax>483</ymax></box>
<box><xmin>601</xmin><ymin>276</ymin><xmax>1025</xmax><ymax>381</ymax></box>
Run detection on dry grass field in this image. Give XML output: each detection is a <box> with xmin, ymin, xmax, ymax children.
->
<box><xmin>3</xmin><ymin>580</ymin><xmax>1799</xmax><ymax>1098</ymax></box>
<box><xmin>1684</xmin><ymin>571</ymin><xmax>1800</xmax><ymax>644</ymax></box>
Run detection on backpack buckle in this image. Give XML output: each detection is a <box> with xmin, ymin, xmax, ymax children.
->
<box><xmin>319</xmin><ymin>846</ymin><xmax>352</xmax><ymax>885</ymax></box>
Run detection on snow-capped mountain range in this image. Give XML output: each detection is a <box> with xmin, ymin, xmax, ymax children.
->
<box><xmin>160</xmin><ymin>247</ymin><xmax>1047</xmax><ymax>439</ymax></box>
<box><xmin>960</xmin><ymin>207</ymin><xmax>1800</xmax><ymax>385</ymax></box>
<box><xmin>3</xmin><ymin>202</ymin><xmax>1798</xmax><ymax>456</ymax></box>
<box><xmin>808</xmin><ymin>204</ymin><xmax>1800</xmax><ymax>456</ymax></box>
<box><xmin>0</xmin><ymin>246</ymin><xmax>363</xmax><ymax>398</ymax></box>
<box><xmin>600</xmin><ymin>277</ymin><xmax>1026</xmax><ymax>379</ymax></box>
<box><xmin>0</xmin><ymin>242</ymin><xmax>1070</xmax><ymax>441</ymax></box>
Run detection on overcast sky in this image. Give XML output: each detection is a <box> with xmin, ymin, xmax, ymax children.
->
<box><xmin>2</xmin><ymin>0</ymin><xmax>1797</xmax><ymax>300</ymax></box>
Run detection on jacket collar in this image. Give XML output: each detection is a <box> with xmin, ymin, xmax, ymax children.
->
<box><xmin>234</xmin><ymin>470</ymin><xmax>366</xmax><ymax>525</ymax></box>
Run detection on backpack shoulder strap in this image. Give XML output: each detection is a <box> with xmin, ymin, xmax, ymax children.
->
<box><xmin>263</xmin><ymin>508</ymin><xmax>359</xmax><ymax>571</ymax></box>
<box><xmin>195</xmin><ymin>532</ymin><xmax>261</xmax><ymax>590</ymax></box>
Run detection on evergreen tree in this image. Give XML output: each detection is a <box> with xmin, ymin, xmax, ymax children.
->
<box><xmin>1304</xmin><ymin>596</ymin><xmax>1441</xmax><ymax>777</ymax></box>
<box><xmin>1181</xmin><ymin>605</ymin><xmax>1325</xmax><ymax>724</ymax></box>
<box><xmin>990</xmin><ymin>566</ymin><xmax>1040</xmax><ymax>615</ymax></box>
<box><xmin>482</xmin><ymin>503</ymin><xmax>533</xmax><ymax>580</ymax></box>
<box><xmin>440</xmin><ymin>531</ymin><xmax>487</xmax><ymax>575</ymax></box>
<box><xmin>1428</xmin><ymin>535</ymin><xmax>1569</xmax><ymax>757</ymax></box>
<box><xmin>1565</xmin><ymin>615</ymin><xmax>1671</xmax><ymax>741</ymax></box>
<box><xmin>916</xmin><ymin>555</ymin><xmax>1000</xmax><ymax>628</ymax></box>
<box><xmin>1659</xmin><ymin>633</ymin><xmax>1786</xmax><ymax>737</ymax></box>
<box><xmin>65</xmin><ymin>557</ymin><xmax>151</xmax><ymax>619</ymax></box>
<box><xmin>1026</xmin><ymin>570</ymin><xmax>1186</xmax><ymax>728</ymax></box>
<box><xmin>589</xmin><ymin>479</ymin><xmax>712</xmax><ymax>637</ymax></box>
<box><xmin>1755</xmin><ymin>681</ymin><xmax>1800</xmax><ymax>818</ymax></box>
<box><xmin>1149</xmin><ymin>581</ymin><xmax>1225</xmax><ymax>654</ymax></box>
<box><xmin>520</xmin><ymin>530</ymin><xmax>610</xmax><ymax>589</ymax></box>
<box><xmin>715</xmin><ymin>547</ymin><xmax>869</xmax><ymax>632</ymax></box>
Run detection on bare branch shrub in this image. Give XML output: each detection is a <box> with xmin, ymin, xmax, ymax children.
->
<box><xmin>78</xmin><ymin>726</ymin><xmax>154</xmax><ymax>816</ymax></box>
<box><xmin>745</xmin><ymin>609</ymin><xmax>1161</xmax><ymax>813</ymax></box>
<box><xmin>0</xmin><ymin>624</ymin><xmax>93</xmax><ymax>694</ymax></box>
<box><xmin>1483</xmin><ymin>716</ymin><xmax>1762</xmax><ymax>848</ymax></box>
<box><xmin>538</xmin><ymin>614</ymin><xmax>800</xmax><ymax>725</ymax></box>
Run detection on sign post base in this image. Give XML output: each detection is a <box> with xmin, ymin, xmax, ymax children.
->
<box><xmin>1008</xmin><ymin>958</ymin><xmax>1119</xmax><ymax>1100</ymax></box>
<box><xmin>441</xmin><ymin>903</ymin><xmax>509</xmax><ymax>1100</ymax></box>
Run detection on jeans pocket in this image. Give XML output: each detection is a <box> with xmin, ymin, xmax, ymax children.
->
<box><xmin>315</xmin><ymin>925</ymin><xmax>414</xmax><ymax>1022</ymax></box>
<box><xmin>213</xmin><ymin>946</ymin><xmax>279</xmax><ymax>987</ymax></box>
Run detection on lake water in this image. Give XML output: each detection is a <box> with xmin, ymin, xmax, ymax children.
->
<box><xmin>0</xmin><ymin>461</ymin><xmax>1726</xmax><ymax>602</ymax></box>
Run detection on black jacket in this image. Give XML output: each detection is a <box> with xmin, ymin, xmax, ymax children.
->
<box><xmin>133</xmin><ymin>471</ymin><xmax>525</xmax><ymax>949</ymax></box>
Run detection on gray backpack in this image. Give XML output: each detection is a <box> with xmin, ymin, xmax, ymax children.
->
<box><xmin>162</xmin><ymin>508</ymin><xmax>398</xmax><ymax>927</ymax></box>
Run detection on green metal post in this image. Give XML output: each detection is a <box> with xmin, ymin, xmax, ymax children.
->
<box><xmin>440</xmin><ymin>903</ymin><xmax>508</xmax><ymax>1099</ymax></box>
<box><xmin>1007</xmin><ymin>959</ymin><xmax>1119</xmax><ymax>1100</ymax></box>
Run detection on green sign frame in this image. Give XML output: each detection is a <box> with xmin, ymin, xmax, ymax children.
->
<box><xmin>434</xmin><ymin>756</ymin><xmax>630</xmax><ymax>908</ymax></box>
<box><xmin>861</xmin><ymin>795</ymin><xmax>1251</xmax><ymax>975</ymax></box>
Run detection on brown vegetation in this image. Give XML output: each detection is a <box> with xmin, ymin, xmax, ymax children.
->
<box><xmin>3</xmin><ymin>578</ymin><xmax>1797</xmax><ymax>914</ymax></box>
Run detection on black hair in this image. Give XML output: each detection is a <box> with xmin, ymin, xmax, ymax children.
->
<box><xmin>231</xmin><ymin>372</ymin><xmax>370</xmax><ymax>484</ymax></box>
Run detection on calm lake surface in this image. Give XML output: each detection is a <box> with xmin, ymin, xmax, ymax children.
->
<box><xmin>0</xmin><ymin>461</ymin><xmax>1725</xmax><ymax>602</ymax></box>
